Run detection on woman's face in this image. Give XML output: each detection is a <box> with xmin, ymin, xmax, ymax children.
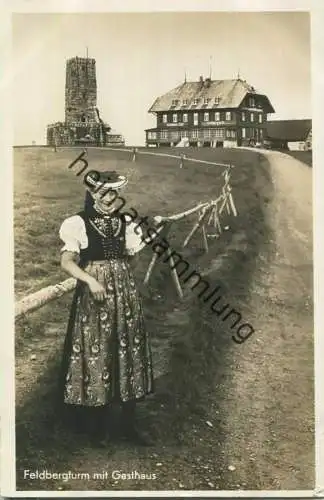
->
<box><xmin>92</xmin><ymin>185</ymin><xmax>120</xmax><ymax>210</ymax></box>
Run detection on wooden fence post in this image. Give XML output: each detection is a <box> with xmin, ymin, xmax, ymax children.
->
<box><xmin>202</xmin><ymin>224</ymin><xmax>209</xmax><ymax>253</ymax></box>
<box><xmin>183</xmin><ymin>204</ymin><xmax>214</xmax><ymax>251</ymax></box>
<box><xmin>143</xmin><ymin>221</ymin><xmax>170</xmax><ymax>285</ymax></box>
<box><xmin>143</xmin><ymin>221</ymin><xmax>184</xmax><ymax>299</ymax></box>
<box><xmin>163</xmin><ymin>247</ymin><xmax>184</xmax><ymax>299</ymax></box>
<box><xmin>219</xmin><ymin>168</ymin><xmax>238</xmax><ymax>218</ymax></box>
<box><xmin>227</xmin><ymin>180</ymin><xmax>238</xmax><ymax>217</ymax></box>
<box><xmin>206</xmin><ymin>201</ymin><xmax>222</xmax><ymax>237</ymax></box>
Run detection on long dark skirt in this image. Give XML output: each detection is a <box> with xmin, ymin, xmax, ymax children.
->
<box><xmin>59</xmin><ymin>259</ymin><xmax>154</xmax><ymax>408</ymax></box>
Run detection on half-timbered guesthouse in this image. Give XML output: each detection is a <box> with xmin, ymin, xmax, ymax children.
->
<box><xmin>145</xmin><ymin>76</ymin><xmax>275</xmax><ymax>148</ymax></box>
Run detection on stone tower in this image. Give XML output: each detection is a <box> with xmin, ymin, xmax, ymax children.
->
<box><xmin>65</xmin><ymin>57</ymin><xmax>97</xmax><ymax>124</ymax></box>
<box><xmin>46</xmin><ymin>56</ymin><xmax>125</xmax><ymax>147</ymax></box>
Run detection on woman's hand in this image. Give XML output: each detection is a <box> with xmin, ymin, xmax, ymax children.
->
<box><xmin>87</xmin><ymin>277</ymin><xmax>108</xmax><ymax>302</ymax></box>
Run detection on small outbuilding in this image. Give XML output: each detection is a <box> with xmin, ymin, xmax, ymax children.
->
<box><xmin>264</xmin><ymin>119</ymin><xmax>312</xmax><ymax>151</ymax></box>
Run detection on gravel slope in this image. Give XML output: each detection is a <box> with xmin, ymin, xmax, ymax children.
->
<box><xmin>217</xmin><ymin>149</ymin><xmax>313</xmax><ymax>490</ymax></box>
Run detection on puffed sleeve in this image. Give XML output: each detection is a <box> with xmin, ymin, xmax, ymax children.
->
<box><xmin>59</xmin><ymin>215</ymin><xmax>88</xmax><ymax>254</ymax></box>
<box><xmin>124</xmin><ymin>218</ymin><xmax>146</xmax><ymax>255</ymax></box>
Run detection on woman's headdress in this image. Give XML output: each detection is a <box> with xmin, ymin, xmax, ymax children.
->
<box><xmin>84</xmin><ymin>170</ymin><xmax>128</xmax><ymax>191</ymax></box>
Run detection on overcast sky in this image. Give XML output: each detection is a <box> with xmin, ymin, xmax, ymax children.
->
<box><xmin>12</xmin><ymin>11</ymin><xmax>311</xmax><ymax>146</ymax></box>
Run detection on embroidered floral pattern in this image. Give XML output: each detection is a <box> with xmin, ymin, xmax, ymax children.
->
<box><xmin>62</xmin><ymin>260</ymin><xmax>154</xmax><ymax>406</ymax></box>
<box><xmin>91</xmin><ymin>216</ymin><xmax>122</xmax><ymax>237</ymax></box>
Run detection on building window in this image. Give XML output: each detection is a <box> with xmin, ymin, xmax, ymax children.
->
<box><xmin>242</xmin><ymin>112</ymin><xmax>246</xmax><ymax>122</ymax></box>
<box><xmin>214</xmin><ymin>128</ymin><xmax>224</xmax><ymax>138</ymax></box>
<box><xmin>214</xmin><ymin>97</ymin><xmax>221</xmax><ymax>105</ymax></box>
<box><xmin>249</xmin><ymin>97</ymin><xmax>255</xmax><ymax>107</ymax></box>
<box><xmin>226</xmin><ymin>112</ymin><xmax>232</xmax><ymax>121</ymax></box>
<box><xmin>193</xmin><ymin>113</ymin><xmax>199</xmax><ymax>126</ymax></box>
<box><xmin>172</xmin><ymin>99</ymin><xmax>179</xmax><ymax>106</ymax></box>
<box><xmin>162</xmin><ymin>114</ymin><xmax>167</xmax><ymax>123</ymax></box>
<box><xmin>204</xmin><ymin>112</ymin><xmax>209</xmax><ymax>122</ymax></box>
<box><xmin>215</xmin><ymin>112</ymin><xmax>220</xmax><ymax>121</ymax></box>
<box><xmin>193</xmin><ymin>98</ymin><xmax>199</xmax><ymax>105</ymax></box>
<box><xmin>160</xmin><ymin>130</ymin><xmax>168</xmax><ymax>139</ymax></box>
<box><xmin>183</xmin><ymin>99</ymin><xmax>188</xmax><ymax>105</ymax></box>
<box><xmin>203</xmin><ymin>129</ymin><xmax>211</xmax><ymax>138</ymax></box>
<box><xmin>204</xmin><ymin>97</ymin><xmax>210</xmax><ymax>104</ymax></box>
<box><xmin>242</xmin><ymin>128</ymin><xmax>246</xmax><ymax>138</ymax></box>
<box><xmin>260</xmin><ymin>129</ymin><xmax>263</xmax><ymax>139</ymax></box>
<box><xmin>183</xmin><ymin>113</ymin><xmax>188</xmax><ymax>123</ymax></box>
<box><xmin>148</xmin><ymin>132</ymin><xmax>157</xmax><ymax>140</ymax></box>
<box><xmin>173</xmin><ymin>113</ymin><xmax>178</xmax><ymax>123</ymax></box>
<box><xmin>250</xmin><ymin>112</ymin><xmax>254</xmax><ymax>122</ymax></box>
<box><xmin>180</xmin><ymin>130</ymin><xmax>188</xmax><ymax>138</ymax></box>
<box><xmin>192</xmin><ymin>130</ymin><xmax>198</xmax><ymax>138</ymax></box>
<box><xmin>258</xmin><ymin>114</ymin><xmax>263</xmax><ymax>123</ymax></box>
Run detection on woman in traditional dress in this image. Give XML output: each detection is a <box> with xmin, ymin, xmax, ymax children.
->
<box><xmin>58</xmin><ymin>170</ymin><xmax>154</xmax><ymax>446</ymax></box>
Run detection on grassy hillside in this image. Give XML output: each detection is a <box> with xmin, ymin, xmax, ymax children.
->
<box><xmin>14</xmin><ymin>146</ymin><xmax>274</xmax><ymax>491</ymax></box>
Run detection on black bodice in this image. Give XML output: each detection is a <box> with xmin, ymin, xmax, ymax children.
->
<box><xmin>77</xmin><ymin>208</ymin><xmax>127</xmax><ymax>266</ymax></box>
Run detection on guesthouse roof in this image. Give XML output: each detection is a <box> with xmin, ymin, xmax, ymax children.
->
<box><xmin>148</xmin><ymin>77</ymin><xmax>275</xmax><ymax>113</ymax></box>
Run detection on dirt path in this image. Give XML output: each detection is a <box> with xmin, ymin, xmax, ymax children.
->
<box><xmin>216</xmin><ymin>150</ymin><xmax>314</xmax><ymax>490</ymax></box>
<box><xmin>14</xmin><ymin>150</ymin><xmax>314</xmax><ymax>492</ymax></box>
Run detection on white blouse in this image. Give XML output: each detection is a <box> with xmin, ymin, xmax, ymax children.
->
<box><xmin>59</xmin><ymin>214</ymin><xmax>146</xmax><ymax>256</ymax></box>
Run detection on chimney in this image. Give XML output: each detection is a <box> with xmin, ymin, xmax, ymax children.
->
<box><xmin>205</xmin><ymin>77</ymin><xmax>211</xmax><ymax>87</ymax></box>
<box><xmin>199</xmin><ymin>75</ymin><xmax>204</xmax><ymax>84</ymax></box>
